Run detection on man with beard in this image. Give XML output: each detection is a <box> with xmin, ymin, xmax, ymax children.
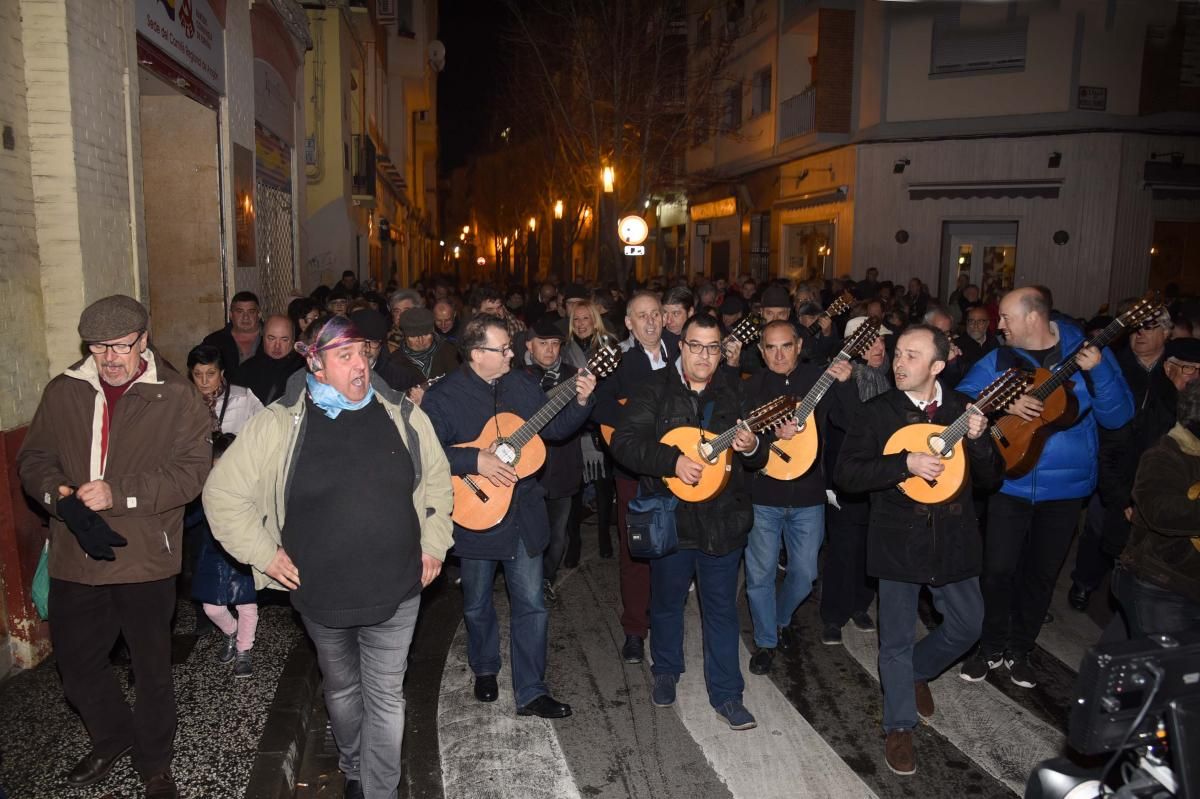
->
<box><xmin>233</xmin><ymin>315</ymin><xmax>304</xmax><ymax>405</ymax></box>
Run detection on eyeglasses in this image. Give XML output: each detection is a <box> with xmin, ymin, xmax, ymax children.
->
<box><xmin>1138</xmin><ymin>322</ymin><xmax>1161</xmax><ymax>331</ymax></box>
<box><xmin>682</xmin><ymin>340</ymin><xmax>722</xmax><ymax>356</ymax></box>
<box><xmin>475</xmin><ymin>344</ymin><xmax>514</xmax><ymax>355</ymax></box>
<box><xmin>87</xmin><ymin>332</ymin><xmax>144</xmax><ymax>355</ymax></box>
<box><xmin>966</xmin><ymin>318</ymin><xmax>990</xmax><ymax>326</ymax></box>
<box><xmin>1169</xmin><ymin>360</ymin><xmax>1199</xmax><ymax>376</ymax></box>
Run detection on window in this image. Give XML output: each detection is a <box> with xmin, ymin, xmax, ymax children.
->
<box><xmin>751</xmin><ymin>66</ymin><xmax>771</xmax><ymax>117</ymax></box>
<box><xmin>931</xmin><ymin>13</ymin><xmax>1028</xmax><ymax>76</ymax></box>
<box><xmin>748</xmin><ymin>212</ymin><xmax>771</xmax><ymax>281</ymax></box>
<box><xmin>696</xmin><ymin>10</ymin><xmax>712</xmax><ymax>49</ymax></box>
<box><xmin>721</xmin><ymin>83</ymin><xmax>743</xmax><ymax>132</ymax></box>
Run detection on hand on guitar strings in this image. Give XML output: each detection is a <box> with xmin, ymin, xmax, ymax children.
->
<box><xmin>722</xmin><ymin>337</ymin><xmax>743</xmax><ymax>368</ymax></box>
<box><xmin>575</xmin><ymin>370</ymin><xmax>597</xmax><ymax>405</ymax></box>
<box><xmin>965</xmin><ymin>405</ymin><xmax>988</xmax><ymax>439</ymax></box>
<box><xmin>675</xmin><ymin>455</ymin><xmax>704</xmax><ymax>486</ymax></box>
<box><xmin>1074</xmin><ymin>344</ymin><xmax>1101</xmax><ymax>371</ymax></box>
<box><xmin>828</xmin><ymin>360</ymin><xmax>853</xmax><ymax>383</ymax></box>
<box><xmin>775</xmin><ymin>418</ymin><xmax>799</xmax><ymax>441</ymax></box>
<box><xmin>1005</xmin><ymin>394</ymin><xmax>1044</xmax><ymax>422</ymax></box>
<box><xmin>732</xmin><ymin>424</ymin><xmax>757</xmax><ymax>453</ymax></box>
<box><xmin>478</xmin><ymin>445</ymin><xmax>519</xmax><ymax>488</ymax></box>
<box><xmin>906</xmin><ymin>452</ymin><xmax>945</xmax><ymax>482</ymax></box>
<box><xmin>817</xmin><ymin>315</ymin><xmax>833</xmax><ymax>336</ymax></box>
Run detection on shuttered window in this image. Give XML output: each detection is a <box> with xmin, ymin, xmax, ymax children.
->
<box><xmin>930</xmin><ymin>16</ymin><xmax>1028</xmax><ymax>76</ymax></box>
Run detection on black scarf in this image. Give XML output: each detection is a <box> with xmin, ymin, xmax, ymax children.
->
<box><xmin>404</xmin><ymin>342</ymin><xmax>437</xmax><ymax>377</ymax></box>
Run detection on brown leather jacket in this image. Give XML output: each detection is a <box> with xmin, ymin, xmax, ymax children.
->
<box><xmin>18</xmin><ymin>351</ymin><xmax>213</xmax><ymax>585</ymax></box>
<box><xmin>1123</xmin><ymin>424</ymin><xmax>1200</xmax><ymax>604</ymax></box>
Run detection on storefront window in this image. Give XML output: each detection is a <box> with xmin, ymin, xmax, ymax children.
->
<box><xmin>782</xmin><ymin>220</ymin><xmax>835</xmax><ymax>283</ymax></box>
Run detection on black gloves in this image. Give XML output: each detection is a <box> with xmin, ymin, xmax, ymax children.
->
<box><xmin>58</xmin><ymin>494</ymin><xmax>127</xmax><ymax>560</ymax></box>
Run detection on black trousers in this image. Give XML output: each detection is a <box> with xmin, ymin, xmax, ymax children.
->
<box><xmin>819</xmin><ymin>496</ymin><xmax>876</xmax><ymax>627</ymax></box>
<box><xmin>980</xmin><ymin>494</ymin><xmax>1083</xmax><ymax>657</ymax></box>
<box><xmin>49</xmin><ymin>577</ymin><xmax>177</xmax><ymax>777</ymax></box>
<box><xmin>571</xmin><ymin>475</ymin><xmax>615</xmax><ymax>563</ymax></box>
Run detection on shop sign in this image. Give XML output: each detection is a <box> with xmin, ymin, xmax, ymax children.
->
<box><xmin>137</xmin><ymin>0</ymin><xmax>225</xmax><ymax>92</ymax></box>
<box><xmin>1077</xmin><ymin>85</ymin><xmax>1107</xmax><ymax>111</ymax></box>
<box><xmin>689</xmin><ymin>197</ymin><xmax>737</xmax><ymax>221</ymax></box>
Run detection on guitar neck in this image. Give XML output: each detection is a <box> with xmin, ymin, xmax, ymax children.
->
<box><xmin>1031</xmin><ymin>319</ymin><xmax>1124</xmax><ymax>400</ymax></box>
<box><xmin>805</xmin><ymin>312</ymin><xmax>829</xmax><ymax>337</ymax></box>
<box><xmin>794</xmin><ymin>353</ymin><xmax>849</xmax><ymax>421</ymax></box>
<box><xmin>510</xmin><ymin>370</ymin><xmax>587</xmax><ymax>446</ymax></box>
<box><xmin>937</xmin><ymin>407</ymin><xmax>982</xmax><ymax>450</ymax></box>
<box><xmin>702</xmin><ymin>420</ymin><xmax>749</xmax><ymax>459</ymax></box>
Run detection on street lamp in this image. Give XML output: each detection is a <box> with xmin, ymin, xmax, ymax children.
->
<box><xmin>529</xmin><ymin>217</ymin><xmax>536</xmax><ymax>233</ymax></box>
<box><xmin>554</xmin><ymin>200</ymin><xmax>564</xmax><ymax>220</ymax></box>
<box><xmin>602</xmin><ymin>166</ymin><xmax>615</xmax><ymax>193</ymax></box>
<box><xmin>462</xmin><ymin>225</ymin><xmax>470</xmax><ymax>235</ymax></box>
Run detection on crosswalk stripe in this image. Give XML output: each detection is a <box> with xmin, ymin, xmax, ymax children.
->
<box><xmin>840</xmin><ymin>616</ymin><xmax>1065</xmax><ymax>794</ymax></box>
<box><xmin>669</xmin><ymin>597</ymin><xmax>879</xmax><ymax>799</ymax></box>
<box><xmin>437</xmin><ymin>606</ymin><xmax>582</xmax><ymax>799</ymax></box>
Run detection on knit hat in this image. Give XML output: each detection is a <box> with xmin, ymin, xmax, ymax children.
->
<box><xmin>1166</xmin><ymin>337</ymin><xmax>1200</xmax><ymax>364</ymax></box>
<box><xmin>399</xmin><ymin>307</ymin><xmax>435</xmax><ymax>336</ymax></box>
<box><xmin>759</xmin><ymin>285</ymin><xmax>791</xmax><ymax>309</ymax></box>
<box><xmin>78</xmin><ymin>295</ymin><xmax>149</xmax><ymax>342</ymax></box>
<box><xmin>530</xmin><ymin>316</ymin><xmax>566</xmax><ymax>341</ymax></box>
<box><xmin>349</xmin><ymin>308</ymin><xmax>388</xmax><ymax>342</ymax></box>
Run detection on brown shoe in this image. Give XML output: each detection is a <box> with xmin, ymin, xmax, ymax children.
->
<box><xmin>143</xmin><ymin>770</ymin><xmax>178</xmax><ymax>799</ymax></box>
<box><xmin>915</xmin><ymin>680</ymin><xmax>934</xmax><ymax>720</ymax></box>
<box><xmin>885</xmin><ymin>730</ymin><xmax>916</xmax><ymax>775</ymax></box>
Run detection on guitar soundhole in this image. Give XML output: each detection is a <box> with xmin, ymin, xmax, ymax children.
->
<box><xmin>697</xmin><ymin>441</ymin><xmax>718</xmax><ymax>465</ymax></box>
<box><xmin>494</xmin><ymin>441</ymin><xmax>518</xmax><ymax>465</ymax></box>
<box><xmin>927</xmin><ymin>434</ymin><xmax>953</xmax><ymax>459</ymax></box>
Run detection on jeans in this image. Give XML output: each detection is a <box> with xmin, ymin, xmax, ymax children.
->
<box><xmin>650</xmin><ymin>547</ymin><xmax>744</xmax><ymax>709</ymax></box>
<box><xmin>616</xmin><ymin>476</ymin><xmax>651</xmax><ymax>637</ymax></box>
<box><xmin>746</xmin><ymin>504</ymin><xmax>825</xmax><ymax>647</ymax></box>
<box><xmin>1070</xmin><ymin>493</ymin><xmax>1110</xmax><ymax>591</ymax></box>
<box><xmin>878</xmin><ymin>577</ymin><xmax>983</xmax><ymax>732</ymax></box>
<box><xmin>303</xmin><ymin>595</ymin><xmax>420</xmax><ymax>799</ymax></box>
<box><xmin>819</xmin><ymin>496</ymin><xmax>875</xmax><ymax>627</ymax></box>
<box><xmin>460</xmin><ymin>546</ymin><xmax>549</xmax><ymax>707</ymax></box>
<box><xmin>543</xmin><ymin>496</ymin><xmax>573</xmax><ymax>583</ymax></box>
<box><xmin>981</xmin><ymin>494</ymin><xmax>1082</xmax><ymax>657</ymax></box>
<box><xmin>49</xmin><ymin>577</ymin><xmax>177</xmax><ymax>778</ymax></box>
<box><xmin>1111</xmin><ymin>566</ymin><xmax>1200</xmax><ymax>637</ymax></box>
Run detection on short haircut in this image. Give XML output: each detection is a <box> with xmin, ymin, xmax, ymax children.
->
<box><xmin>624</xmin><ymin>290</ymin><xmax>660</xmax><ymax>317</ymax></box>
<box><xmin>662</xmin><ymin>286</ymin><xmax>694</xmax><ymax>311</ymax></box>
<box><xmin>388</xmin><ymin>288</ymin><xmax>423</xmax><ymax>311</ymax></box>
<box><xmin>761</xmin><ymin>319</ymin><xmax>799</xmax><ymax>340</ymax></box>
<box><xmin>230</xmin><ymin>291</ymin><xmax>259</xmax><ymax>309</ymax></box>
<box><xmin>187</xmin><ymin>344</ymin><xmax>224</xmax><ymax>372</ymax></box>
<box><xmin>468</xmin><ymin>286</ymin><xmax>503</xmax><ymax>309</ymax></box>
<box><xmin>899</xmin><ymin>323</ymin><xmax>950</xmax><ymax>364</ymax></box>
<box><xmin>922</xmin><ymin>307</ymin><xmax>953</xmax><ymax>326</ymax></box>
<box><xmin>680</xmin><ymin>312</ymin><xmax>720</xmax><ymax>339</ymax></box>
<box><xmin>458</xmin><ymin>313</ymin><xmax>509</xmax><ymax>362</ymax></box>
<box><xmin>1032</xmin><ymin>285</ymin><xmax>1054</xmax><ymax>310</ymax></box>
<box><xmin>1020</xmin><ymin>289</ymin><xmax>1051</xmax><ymax>319</ymax></box>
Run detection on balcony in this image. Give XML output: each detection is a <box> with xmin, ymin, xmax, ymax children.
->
<box><xmin>352</xmin><ymin>134</ymin><xmax>376</xmax><ymax>205</ymax></box>
<box><xmin>780</xmin><ymin>86</ymin><xmax>816</xmax><ymax>140</ymax></box>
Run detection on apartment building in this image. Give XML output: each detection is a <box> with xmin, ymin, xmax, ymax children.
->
<box><xmin>683</xmin><ymin>0</ymin><xmax>1200</xmax><ymax>316</ymax></box>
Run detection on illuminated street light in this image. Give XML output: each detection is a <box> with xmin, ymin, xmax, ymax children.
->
<box><xmin>554</xmin><ymin>200</ymin><xmax>564</xmax><ymax>220</ymax></box>
<box><xmin>462</xmin><ymin>225</ymin><xmax>470</xmax><ymax>234</ymax></box>
<box><xmin>453</xmin><ymin>246</ymin><xmax>460</xmax><ymax>257</ymax></box>
<box><xmin>602</xmin><ymin>166</ymin><xmax>615</xmax><ymax>193</ymax></box>
<box><xmin>529</xmin><ymin>217</ymin><xmax>536</xmax><ymax>232</ymax></box>
<box><xmin>439</xmin><ymin>240</ymin><xmax>445</xmax><ymax>246</ymax></box>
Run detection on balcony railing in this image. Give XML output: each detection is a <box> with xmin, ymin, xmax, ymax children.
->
<box><xmin>779</xmin><ymin>86</ymin><xmax>816</xmax><ymax>141</ymax></box>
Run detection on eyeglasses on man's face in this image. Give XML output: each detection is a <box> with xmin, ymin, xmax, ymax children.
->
<box><xmin>1169</xmin><ymin>360</ymin><xmax>1199</xmax><ymax>376</ymax></box>
<box><xmin>88</xmin><ymin>331</ymin><xmax>144</xmax><ymax>355</ymax></box>
<box><xmin>476</xmin><ymin>344</ymin><xmax>514</xmax><ymax>355</ymax></box>
<box><xmin>682</xmin><ymin>340</ymin><xmax>722</xmax><ymax>356</ymax></box>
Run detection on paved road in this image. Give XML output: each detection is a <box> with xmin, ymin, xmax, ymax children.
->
<box><xmin>300</xmin><ymin>520</ymin><xmax>1112</xmax><ymax>799</ymax></box>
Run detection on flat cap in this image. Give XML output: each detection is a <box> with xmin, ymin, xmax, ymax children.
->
<box><xmin>78</xmin><ymin>295</ymin><xmax>148</xmax><ymax>342</ymax></box>
<box><xmin>760</xmin><ymin>285</ymin><xmax>791</xmax><ymax>309</ymax></box>
<box><xmin>399</xmin><ymin>307</ymin><xmax>435</xmax><ymax>336</ymax></box>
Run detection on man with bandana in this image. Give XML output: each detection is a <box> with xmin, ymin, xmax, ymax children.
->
<box><xmin>203</xmin><ymin>314</ymin><xmax>454</xmax><ymax>799</ymax></box>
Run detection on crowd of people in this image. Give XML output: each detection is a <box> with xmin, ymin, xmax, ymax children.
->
<box><xmin>14</xmin><ymin>264</ymin><xmax>1200</xmax><ymax>797</ymax></box>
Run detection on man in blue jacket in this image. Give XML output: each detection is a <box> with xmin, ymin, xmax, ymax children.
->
<box><xmin>957</xmin><ymin>287</ymin><xmax>1133</xmax><ymax>689</ymax></box>
<box><xmin>422</xmin><ymin>314</ymin><xmax>596</xmax><ymax>718</ymax></box>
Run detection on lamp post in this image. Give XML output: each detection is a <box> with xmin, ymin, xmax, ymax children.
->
<box><xmin>526</xmin><ymin>217</ymin><xmax>539</xmax><ymax>286</ymax></box>
<box><xmin>552</xmin><ymin>200</ymin><xmax>565</xmax><ymax>284</ymax></box>
<box><xmin>598</xmin><ymin>166</ymin><xmax>616</xmax><ymax>283</ymax></box>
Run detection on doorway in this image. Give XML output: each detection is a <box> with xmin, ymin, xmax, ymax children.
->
<box><xmin>782</xmin><ymin>220</ymin><xmax>835</xmax><ymax>283</ymax></box>
<box><xmin>941</xmin><ymin>221</ymin><xmax>1018</xmax><ymax>302</ymax></box>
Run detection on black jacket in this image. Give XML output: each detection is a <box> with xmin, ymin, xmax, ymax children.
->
<box><xmin>833</xmin><ymin>388</ymin><xmax>1004</xmax><ymax>585</ymax></box>
<box><xmin>524</xmin><ymin>362</ymin><xmax>583</xmax><ymax>499</ymax></box>
<box><xmin>202</xmin><ymin>324</ymin><xmax>262</xmax><ymax>371</ymax></box>
<box><xmin>232</xmin><ymin>352</ymin><xmax>303</xmax><ymax>406</ymax></box>
<box><xmin>610</xmin><ymin>365</ymin><xmax>767</xmax><ymax>556</ymax></box>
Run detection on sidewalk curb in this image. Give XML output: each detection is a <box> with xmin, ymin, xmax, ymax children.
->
<box><xmin>244</xmin><ymin>636</ymin><xmax>321</xmax><ymax>799</ymax></box>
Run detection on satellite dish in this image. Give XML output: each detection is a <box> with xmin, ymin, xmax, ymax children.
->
<box><xmin>428</xmin><ymin>40</ymin><xmax>446</xmax><ymax>72</ymax></box>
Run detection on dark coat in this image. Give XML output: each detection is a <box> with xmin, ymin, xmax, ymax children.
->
<box><xmin>833</xmin><ymin>388</ymin><xmax>1004</xmax><ymax>586</ymax></box>
<box><xmin>390</xmin><ymin>339</ymin><xmax>461</xmax><ymax>382</ymax></box>
<box><xmin>188</xmin><ymin>502</ymin><xmax>255</xmax><ymax>606</ymax></box>
<box><xmin>202</xmin><ymin>324</ymin><xmax>262</xmax><ymax>370</ymax></box>
<box><xmin>524</xmin><ymin>361</ymin><xmax>583</xmax><ymax>499</ymax></box>
<box><xmin>958</xmin><ymin>333</ymin><xmax>999</xmax><ymax>373</ymax></box>
<box><xmin>421</xmin><ymin>364</ymin><xmax>594</xmax><ymax>559</ymax></box>
<box><xmin>232</xmin><ymin>352</ymin><xmax>304</xmax><ymax>406</ymax></box>
<box><xmin>610</xmin><ymin>365</ymin><xmax>767</xmax><ymax>556</ymax></box>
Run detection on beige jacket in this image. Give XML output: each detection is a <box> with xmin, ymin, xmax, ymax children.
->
<box><xmin>202</xmin><ymin>371</ymin><xmax>455</xmax><ymax>590</ymax></box>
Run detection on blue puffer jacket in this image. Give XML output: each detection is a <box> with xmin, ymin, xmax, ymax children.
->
<box><xmin>956</xmin><ymin>321</ymin><xmax>1133</xmax><ymax>503</ymax></box>
<box><xmin>422</xmin><ymin>364</ymin><xmax>594</xmax><ymax>560</ymax></box>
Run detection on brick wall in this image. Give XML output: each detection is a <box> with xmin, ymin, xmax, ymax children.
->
<box><xmin>816</xmin><ymin>9</ymin><xmax>855</xmax><ymax>135</ymax></box>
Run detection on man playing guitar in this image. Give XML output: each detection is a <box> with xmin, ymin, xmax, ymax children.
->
<box><xmin>834</xmin><ymin>324</ymin><xmax>1003</xmax><ymax>776</ymax></box>
<box><xmin>956</xmin><ymin>287</ymin><xmax>1133</xmax><ymax>690</ymax></box>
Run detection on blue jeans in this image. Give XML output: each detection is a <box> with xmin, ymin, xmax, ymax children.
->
<box><xmin>650</xmin><ymin>547</ymin><xmax>744</xmax><ymax>708</ymax></box>
<box><xmin>878</xmin><ymin>577</ymin><xmax>983</xmax><ymax>733</ymax></box>
<box><xmin>303</xmin><ymin>595</ymin><xmax>421</xmax><ymax>799</ymax></box>
<box><xmin>1112</xmin><ymin>565</ymin><xmax>1200</xmax><ymax>637</ymax></box>
<box><xmin>745</xmin><ymin>503</ymin><xmax>825</xmax><ymax>647</ymax></box>
<box><xmin>460</xmin><ymin>547</ymin><xmax>549</xmax><ymax>707</ymax></box>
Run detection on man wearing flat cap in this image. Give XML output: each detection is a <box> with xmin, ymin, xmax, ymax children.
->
<box><xmin>18</xmin><ymin>295</ymin><xmax>213</xmax><ymax>799</ymax></box>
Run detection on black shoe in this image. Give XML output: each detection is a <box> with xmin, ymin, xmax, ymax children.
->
<box><xmin>621</xmin><ymin>634</ymin><xmax>644</xmax><ymax>664</ymax></box>
<box><xmin>851</xmin><ymin>611</ymin><xmax>876</xmax><ymax>632</ymax></box>
<box><xmin>474</xmin><ymin>674</ymin><xmax>499</xmax><ymax>703</ymax></box>
<box><xmin>777</xmin><ymin>626</ymin><xmax>795</xmax><ymax>653</ymax></box>
<box><xmin>599</xmin><ymin>540</ymin><xmax>614</xmax><ymax>559</ymax></box>
<box><xmin>344</xmin><ymin>777</ymin><xmax>364</xmax><ymax>799</ymax></box>
<box><xmin>749</xmin><ymin>648</ymin><xmax>774</xmax><ymax>675</ymax></box>
<box><xmin>65</xmin><ymin>745</ymin><xmax>132</xmax><ymax>787</ymax></box>
<box><xmin>1068</xmin><ymin>583</ymin><xmax>1091</xmax><ymax>612</ymax></box>
<box><xmin>517</xmin><ymin>694</ymin><xmax>573</xmax><ymax>719</ymax></box>
<box><xmin>821</xmin><ymin>623</ymin><xmax>843</xmax><ymax>646</ymax></box>
<box><xmin>143</xmin><ymin>769</ymin><xmax>178</xmax><ymax>799</ymax></box>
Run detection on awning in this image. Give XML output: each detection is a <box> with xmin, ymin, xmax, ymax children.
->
<box><xmin>907</xmin><ymin>180</ymin><xmax>1062</xmax><ymax>200</ymax></box>
<box><xmin>774</xmin><ymin>187</ymin><xmax>848</xmax><ymax>210</ymax></box>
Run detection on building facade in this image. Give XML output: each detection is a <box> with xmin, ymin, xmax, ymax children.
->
<box><xmin>680</xmin><ymin>0</ymin><xmax>1200</xmax><ymax>317</ymax></box>
<box><xmin>0</xmin><ymin>0</ymin><xmax>310</xmax><ymax>671</ymax></box>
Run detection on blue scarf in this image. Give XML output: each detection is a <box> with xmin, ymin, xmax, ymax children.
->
<box><xmin>306</xmin><ymin>373</ymin><xmax>375</xmax><ymax>419</ymax></box>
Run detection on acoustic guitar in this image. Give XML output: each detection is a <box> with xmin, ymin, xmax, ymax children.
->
<box><xmin>600</xmin><ymin>314</ymin><xmax>764</xmax><ymax>446</ymax></box>
<box><xmin>451</xmin><ymin>342</ymin><xmax>621</xmax><ymax>531</ymax></box>
<box><xmin>661</xmin><ymin>395</ymin><xmax>795</xmax><ymax>503</ymax></box>
<box><xmin>883</xmin><ymin>369</ymin><xmax>1031</xmax><ymax>504</ymax></box>
<box><xmin>989</xmin><ymin>298</ymin><xmax>1163</xmax><ymax>477</ymax></box>
<box><xmin>805</xmin><ymin>290</ymin><xmax>855</xmax><ymax>337</ymax></box>
<box><xmin>762</xmin><ymin>317</ymin><xmax>881</xmax><ymax>481</ymax></box>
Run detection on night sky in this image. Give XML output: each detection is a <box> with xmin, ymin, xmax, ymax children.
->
<box><xmin>436</xmin><ymin>0</ymin><xmax>513</xmax><ymax>172</ymax></box>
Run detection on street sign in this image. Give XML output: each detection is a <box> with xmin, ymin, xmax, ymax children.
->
<box><xmin>618</xmin><ymin>215</ymin><xmax>649</xmax><ymax>245</ymax></box>
<box><xmin>623</xmin><ymin>245</ymin><xmax>645</xmax><ymax>256</ymax></box>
